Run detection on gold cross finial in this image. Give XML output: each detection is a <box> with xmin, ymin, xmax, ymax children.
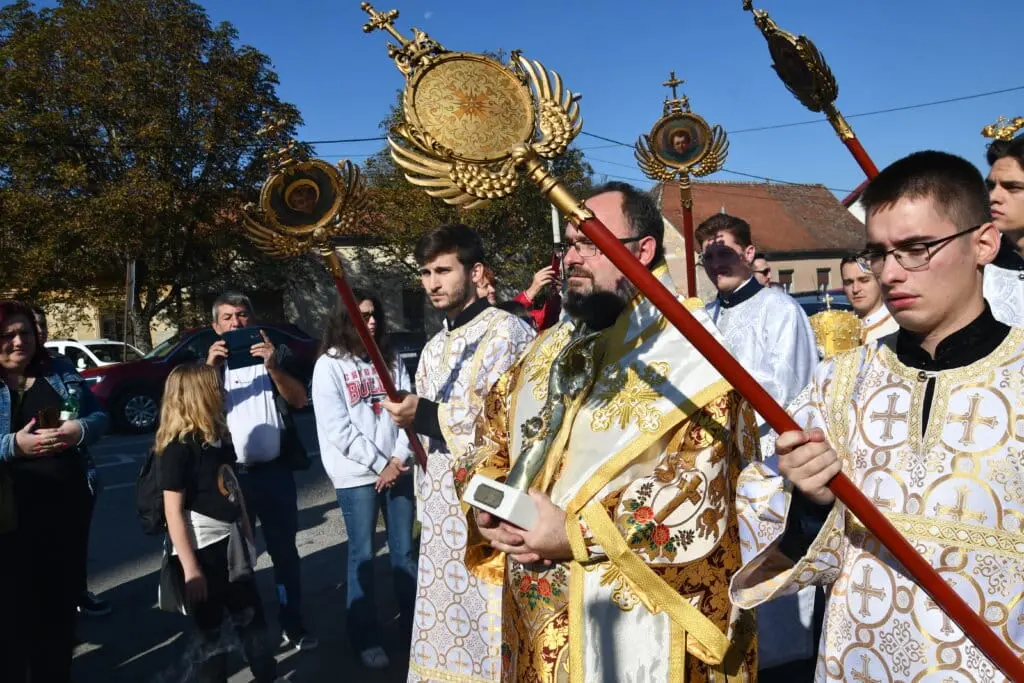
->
<box><xmin>823</xmin><ymin>291</ymin><xmax>833</xmax><ymax>309</ymax></box>
<box><xmin>981</xmin><ymin>115</ymin><xmax>1024</xmax><ymax>142</ymax></box>
<box><xmin>360</xmin><ymin>3</ymin><xmax>407</xmax><ymax>44</ymax></box>
<box><xmin>663</xmin><ymin>71</ymin><xmax>684</xmax><ymax>100</ymax></box>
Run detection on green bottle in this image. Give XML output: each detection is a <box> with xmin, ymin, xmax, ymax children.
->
<box><xmin>60</xmin><ymin>385</ymin><xmax>80</xmax><ymax>421</ymax></box>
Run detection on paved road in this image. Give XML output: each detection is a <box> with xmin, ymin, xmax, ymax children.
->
<box><xmin>73</xmin><ymin>413</ymin><xmax>410</xmax><ymax>682</ymax></box>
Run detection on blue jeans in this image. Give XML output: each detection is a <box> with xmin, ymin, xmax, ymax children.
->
<box><xmin>237</xmin><ymin>459</ymin><xmax>304</xmax><ymax>635</ymax></box>
<box><xmin>335</xmin><ymin>475</ymin><xmax>417</xmax><ymax>651</ymax></box>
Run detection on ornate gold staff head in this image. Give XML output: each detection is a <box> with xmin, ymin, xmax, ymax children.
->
<box><xmin>982</xmin><ymin>115</ymin><xmax>1024</xmax><ymax>142</ymax></box>
<box><xmin>241</xmin><ymin>119</ymin><xmax>369</xmax><ymax>259</ymax></box>
<box><xmin>742</xmin><ymin>1</ymin><xmax>850</xmax><ymax>139</ymax></box>
<box><xmin>361</xmin><ymin>3</ymin><xmax>585</xmax><ymax>217</ymax></box>
<box><xmin>634</xmin><ymin>70</ymin><xmax>729</xmax><ymax>185</ymax></box>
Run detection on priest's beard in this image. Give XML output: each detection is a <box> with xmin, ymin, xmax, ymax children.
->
<box><xmin>563</xmin><ymin>277</ymin><xmax>637</xmax><ymax>331</ymax></box>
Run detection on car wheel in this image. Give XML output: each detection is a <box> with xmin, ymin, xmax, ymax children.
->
<box><xmin>115</xmin><ymin>389</ymin><xmax>160</xmax><ymax>434</ymax></box>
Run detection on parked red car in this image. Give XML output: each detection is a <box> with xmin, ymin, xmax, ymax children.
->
<box><xmin>81</xmin><ymin>324</ymin><xmax>318</xmax><ymax>433</ymax></box>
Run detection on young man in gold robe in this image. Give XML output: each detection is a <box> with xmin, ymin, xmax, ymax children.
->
<box><xmin>731</xmin><ymin>151</ymin><xmax>1024</xmax><ymax>681</ymax></box>
<box><xmin>456</xmin><ymin>182</ymin><xmax>761</xmax><ymax>682</ymax></box>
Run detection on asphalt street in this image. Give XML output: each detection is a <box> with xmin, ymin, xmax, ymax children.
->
<box><xmin>72</xmin><ymin>412</ymin><xmax>410</xmax><ymax>683</ymax></box>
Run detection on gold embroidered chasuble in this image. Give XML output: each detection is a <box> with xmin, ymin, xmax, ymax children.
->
<box><xmin>410</xmin><ymin>306</ymin><xmax>535</xmax><ymax>683</ymax></box>
<box><xmin>458</xmin><ymin>267</ymin><xmax>761</xmax><ymax>682</ymax></box>
<box><xmin>730</xmin><ymin>332</ymin><xmax>1024</xmax><ymax>682</ymax></box>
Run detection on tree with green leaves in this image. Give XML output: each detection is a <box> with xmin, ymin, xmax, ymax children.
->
<box><xmin>355</xmin><ymin>90</ymin><xmax>594</xmax><ymax>310</ymax></box>
<box><xmin>0</xmin><ymin>0</ymin><xmax>311</xmax><ymax>349</ymax></box>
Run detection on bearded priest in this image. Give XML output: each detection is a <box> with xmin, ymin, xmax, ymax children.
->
<box><xmin>456</xmin><ymin>182</ymin><xmax>761</xmax><ymax>682</ymax></box>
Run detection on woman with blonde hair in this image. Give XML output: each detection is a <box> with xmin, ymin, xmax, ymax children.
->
<box><xmin>156</xmin><ymin>363</ymin><xmax>278</xmax><ymax>683</ymax></box>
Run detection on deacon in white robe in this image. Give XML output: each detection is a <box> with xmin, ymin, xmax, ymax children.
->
<box><xmin>982</xmin><ymin>235</ymin><xmax>1024</xmax><ymax>326</ymax></box>
<box><xmin>697</xmin><ymin>214</ymin><xmax>820</xmax><ymax>670</ymax></box>
<box><xmin>732</xmin><ymin>150</ymin><xmax>1024</xmax><ymax>682</ymax></box>
<box><xmin>858</xmin><ymin>304</ymin><xmax>898</xmax><ymax>344</ymax></box>
<box><xmin>983</xmin><ymin>134</ymin><xmax>1024</xmax><ymax>326</ymax></box>
<box><xmin>382</xmin><ymin>225</ymin><xmax>535</xmax><ymax>683</ymax></box>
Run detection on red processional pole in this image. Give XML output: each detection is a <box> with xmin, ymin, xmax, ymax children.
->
<box><xmin>322</xmin><ymin>250</ymin><xmax>428</xmax><ymax>470</ymax></box>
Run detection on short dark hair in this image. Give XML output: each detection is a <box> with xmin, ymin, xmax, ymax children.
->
<box><xmin>586</xmin><ymin>181</ymin><xmax>664</xmax><ymax>267</ymax></box>
<box><xmin>211</xmin><ymin>291</ymin><xmax>253</xmax><ymax>321</ymax></box>
<box><xmin>0</xmin><ymin>300</ymin><xmax>50</xmax><ymax>374</ymax></box>
<box><xmin>839</xmin><ymin>253</ymin><xmax>862</xmax><ymax>268</ymax></box>
<box><xmin>986</xmin><ymin>135</ymin><xmax>1024</xmax><ymax>170</ymax></box>
<box><xmin>753</xmin><ymin>252</ymin><xmax>767</xmax><ymax>261</ymax></box>
<box><xmin>860</xmin><ymin>151</ymin><xmax>990</xmax><ymax>229</ymax></box>
<box><xmin>414</xmin><ymin>223</ymin><xmax>486</xmax><ymax>269</ymax></box>
<box><xmin>695</xmin><ymin>213</ymin><xmax>753</xmax><ymax>248</ymax></box>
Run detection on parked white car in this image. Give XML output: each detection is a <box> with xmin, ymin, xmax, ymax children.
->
<box><xmin>45</xmin><ymin>339</ymin><xmax>145</xmax><ymax>372</ymax></box>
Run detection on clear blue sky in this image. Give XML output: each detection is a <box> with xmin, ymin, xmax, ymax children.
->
<box><xmin>200</xmin><ymin>0</ymin><xmax>1024</xmax><ymax>198</ymax></box>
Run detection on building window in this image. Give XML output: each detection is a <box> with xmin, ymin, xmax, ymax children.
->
<box><xmin>816</xmin><ymin>268</ymin><xmax>831</xmax><ymax>292</ymax></box>
<box><xmin>99</xmin><ymin>312</ymin><xmax>125</xmax><ymax>341</ymax></box>
<box><xmin>777</xmin><ymin>269</ymin><xmax>793</xmax><ymax>292</ymax></box>
<box><xmin>402</xmin><ymin>287</ymin><xmax>425</xmax><ymax>331</ymax></box>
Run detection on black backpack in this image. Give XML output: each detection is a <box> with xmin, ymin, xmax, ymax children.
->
<box><xmin>135</xmin><ymin>444</ymin><xmax>202</xmax><ymax>535</ymax></box>
<box><xmin>136</xmin><ymin>448</ymin><xmax>166</xmax><ymax>535</ymax></box>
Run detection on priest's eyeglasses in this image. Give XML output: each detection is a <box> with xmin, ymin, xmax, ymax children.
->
<box><xmin>565</xmin><ymin>236</ymin><xmax>642</xmax><ymax>258</ymax></box>
<box><xmin>856</xmin><ymin>224</ymin><xmax>983</xmax><ymax>274</ymax></box>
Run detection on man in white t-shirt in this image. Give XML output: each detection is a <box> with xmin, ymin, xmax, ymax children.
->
<box><xmin>205</xmin><ymin>291</ymin><xmax>317</xmax><ymax>651</ymax></box>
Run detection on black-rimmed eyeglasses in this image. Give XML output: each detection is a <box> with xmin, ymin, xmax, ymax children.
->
<box><xmin>564</xmin><ymin>236</ymin><xmax>643</xmax><ymax>258</ymax></box>
<box><xmin>857</xmin><ymin>224</ymin><xmax>984</xmax><ymax>274</ymax></box>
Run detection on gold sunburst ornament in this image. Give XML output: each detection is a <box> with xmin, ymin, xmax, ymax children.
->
<box><xmin>242</xmin><ymin>120</ymin><xmax>369</xmax><ymax>258</ymax></box>
<box><xmin>635</xmin><ymin>71</ymin><xmax>728</xmax><ymax>298</ymax></box>
<box><xmin>982</xmin><ymin>115</ymin><xmax>1024</xmax><ymax>142</ymax></box>
<box><xmin>361</xmin><ymin>2</ymin><xmax>586</xmax><ymax>217</ymax></box>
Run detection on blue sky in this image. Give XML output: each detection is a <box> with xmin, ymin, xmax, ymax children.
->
<box><xmin>200</xmin><ymin>0</ymin><xmax>1024</xmax><ymax>198</ymax></box>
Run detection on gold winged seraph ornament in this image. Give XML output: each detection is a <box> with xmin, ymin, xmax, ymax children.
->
<box><xmin>240</xmin><ymin>116</ymin><xmax>429</xmax><ymax>469</ymax></box>
<box><xmin>242</xmin><ymin>121</ymin><xmax>369</xmax><ymax>258</ymax></box>
<box><xmin>982</xmin><ymin>115</ymin><xmax>1024</xmax><ymax>142</ymax></box>
<box><xmin>635</xmin><ymin>71</ymin><xmax>728</xmax><ymax>298</ymax></box>
<box><xmin>362</xmin><ymin>3</ymin><xmax>586</xmax><ymax>217</ymax></box>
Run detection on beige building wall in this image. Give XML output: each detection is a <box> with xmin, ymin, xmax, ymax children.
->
<box><xmin>43</xmin><ymin>300</ymin><xmax>176</xmax><ymax>346</ymax></box>
<box><xmin>768</xmin><ymin>257</ymin><xmax>844</xmax><ymax>293</ymax></box>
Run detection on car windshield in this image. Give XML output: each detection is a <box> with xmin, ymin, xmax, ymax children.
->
<box><xmin>144</xmin><ymin>333</ymin><xmax>183</xmax><ymax>359</ymax></box>
<box><xmin>88</xmin><ymin>343</ymin><xmax>143</xmax><ymax>364</ymax></box>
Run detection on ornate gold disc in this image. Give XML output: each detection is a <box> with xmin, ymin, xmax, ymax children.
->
<box><xmin>405</xmin><ymin>53</ymin><xmax>536</xmax><ymax>163</ymax></box>
<box><xmin>259</xmin><ymin>159</ymin><xmax>344</xmax><ymax>235</ymax></box>
<box><xmin>649</xmin><ymin>112</ymin><xmax>713</xmax><ymax>171</ymax></box>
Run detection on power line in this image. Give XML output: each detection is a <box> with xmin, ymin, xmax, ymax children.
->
<box><xmin>581</xmin><ymin>138</ymin><xmax>855</xmax><ymax>193</ymax></box>
<box><xmin>725</xmin><ymin>84</ymin><xmax>1024</xmax><ymax>135</ymax></box>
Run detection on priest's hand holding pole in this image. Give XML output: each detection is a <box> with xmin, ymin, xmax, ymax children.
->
<box><xmin>381</xmin><ymin>391</ymin><xmax>418</xmax><ymax>429</ymax></box>
<box><xmin>776</xmin><ymin>428</ymin><xmax>842</xmax><ymax>506</ymax></box>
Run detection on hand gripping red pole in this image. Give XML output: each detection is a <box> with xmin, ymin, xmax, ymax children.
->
<box><xmin>322</xmin><ymin>250</ymin><xmax>428</xmax><ymax>470</ymax></box>
<box><xmin>574</xmin><ymin>215</ymin><xmax>1024</xmax><ymax>682</ymax></box>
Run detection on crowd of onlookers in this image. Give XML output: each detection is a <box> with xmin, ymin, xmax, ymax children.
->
<box><xmin>0</xmin><ymin>253</ymin><xmax>557</xmax><ymax>683</ymax></box>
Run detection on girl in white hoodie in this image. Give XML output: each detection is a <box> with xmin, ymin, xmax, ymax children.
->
<box><xmin>311</xmin><ymin>291</ymin><xmax>416</xmax><ymax>670</ymax></box>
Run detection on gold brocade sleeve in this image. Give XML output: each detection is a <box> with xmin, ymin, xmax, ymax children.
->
<box><xmin>455</xmin><ymin>358</ymin><xmax>524</xmax><ymax>584</ymax></box>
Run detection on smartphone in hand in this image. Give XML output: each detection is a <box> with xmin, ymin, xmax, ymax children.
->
<box><xmin>37</xmin><ymin>406</ymin><xmax>61</xmax><ymax>429</ymax></box>
<box><xmin>220</xmin><ymin>327</ymin><xmax>265</xmax><ymax>370</ymax></box>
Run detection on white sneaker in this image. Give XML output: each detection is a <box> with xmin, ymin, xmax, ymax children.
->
<box><xmin>360</xmin><ymin>646</ymin><xmax>390</xmax><ymax>669</ymax></box>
